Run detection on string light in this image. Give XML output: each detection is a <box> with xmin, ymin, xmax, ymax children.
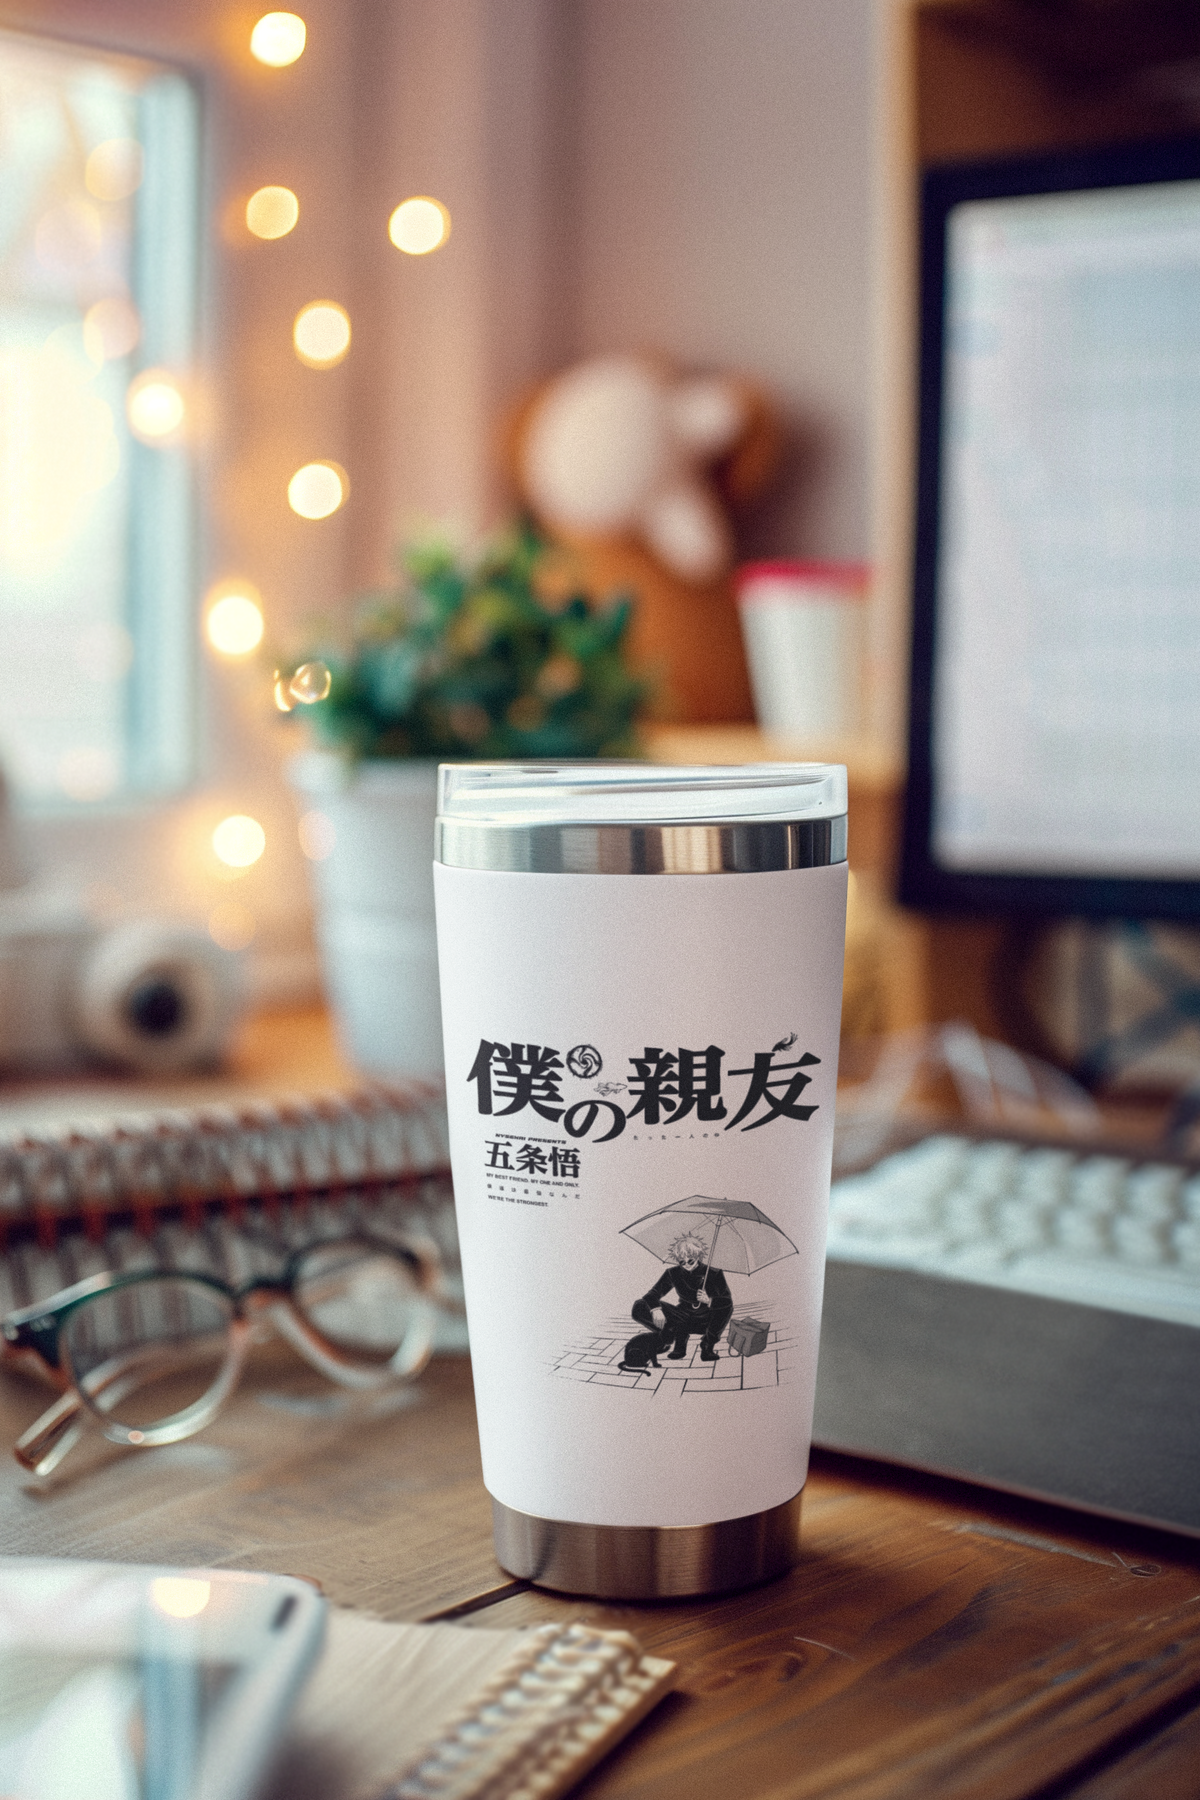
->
<box><xmin>293</xmin><ymin>301</ymin><xmax>351</xmax><ymax>368</ymax></box>
<box><xmin>205</xmin><ymin>583</ymin><xmax>264</xmax><ymax>656</ymax></box>
<box><xmin>212</xmin><ymin>814</ymin><xmax>266</xmax><ymax>869</ymax></box>
<box><xmin>126</xmin><ymin>370</ymin><xmax>185</xmax><ymax>442</ymax></box>
<box><xmin>287</xmin><ymin>461</ymin><xmax>347</xmax><ymax>519</ymax></box>
<box><xmin>250</xmin><ymin>12</ymin><xmax>306</xmax><ymax>66</ymax></box>
<box><xmin>246</xmin><ymin>186</ymin><xmax>299</xmax><ymax>240</ymax></box>
<box><xmin>388</xmin><ymin>196</ymin><xmax>451</xmax><ymax>255</ymax></box>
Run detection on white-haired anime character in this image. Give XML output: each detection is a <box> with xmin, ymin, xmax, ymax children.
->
<box><xmin>629</xmin><ymin>1229</ymin><xmax>732</xmax><ymax>1362</ymax></box>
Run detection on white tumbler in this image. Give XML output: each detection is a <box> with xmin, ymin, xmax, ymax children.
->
<box><xmin>434</xmin><ymin>763</ymin><xmax>848</xmax><ymax>1598</ymax></box>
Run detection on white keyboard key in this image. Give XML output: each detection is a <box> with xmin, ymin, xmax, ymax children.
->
<box><xmin>1125</xmin><ymin>1165</ymin><xmax>1181</xmax><ymax>1225</ymax></box>
<box><xmin>1056</xmin><ymin>1211</ymin><xmax>1111</xmax><ymax>1255</ymax></box>
<box><xmin>1013</xmin><ymin>1149</ymin><xmax>1074</xmax><ymax>1206</ymax></box>
<box><xmin>1068</xmin><ymin>1157</ymin><xmax>1129</xmax><ymax>1216</ymax></box>
<box><xmin>994</xmin><ymin>1198</ymin><xmax>1052</xmax><ymax>1253</ymax></box>
<box><xmin>1112</xmin><ymin>1215</ymin><xmax>1169</xmax><ymax>1265</ymax></box>
<box><xmin>1172</xmin><ymin>1219</ymin><xmax>1200</xmax><ymax>1267</ymax></box>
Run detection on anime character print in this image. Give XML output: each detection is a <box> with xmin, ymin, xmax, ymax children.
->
<box><xmin>615</xmin><ymin>1194</ymin><xmax>796</xmax><ymax>1378</ymax></box>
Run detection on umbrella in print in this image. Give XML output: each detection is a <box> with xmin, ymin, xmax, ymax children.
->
<box><xmin>621</xmin><ymin>1195</ymin><xmax>797</xmax><ymax>1276</ymax></box>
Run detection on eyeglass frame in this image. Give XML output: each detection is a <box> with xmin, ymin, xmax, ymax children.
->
<box><xmin>1</xmin><ymin>1231</ymin><xmax>444</xmax><ymax>1477</ymax></box>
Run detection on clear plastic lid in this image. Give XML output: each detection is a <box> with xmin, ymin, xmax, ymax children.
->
<box><xmin>436</xmin><ymin>762</ymin><xmax>847</xmax><ymax>826</ymax></box>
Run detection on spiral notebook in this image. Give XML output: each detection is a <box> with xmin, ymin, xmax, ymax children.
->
<box><xmin>268</xmin><ymin>1610</ymin><xmax>675</xmax><ymax>1800</ymax></box>
<box><xmin>0</xmin><ymin>1083</ymin><xmax>464</xmax><ymax>1330</ymax></box>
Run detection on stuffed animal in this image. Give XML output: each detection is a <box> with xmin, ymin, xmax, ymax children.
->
<box><xmin>507</xmin><ymin>353</ymin><xmax>781</xmax><ymax>722</ymax></box>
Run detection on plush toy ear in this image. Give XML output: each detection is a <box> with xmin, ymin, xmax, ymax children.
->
<box><xmin>640</xmin><ymin>478</ymin><xmax>732</xmax><ymax>584</ymax></box>
<box><xmin>711</xmin><ymin>379</ymin><xmax>783</xmax><ymax>505</ymax></box>
<box><xmin>667</xmin><ymin>377</ymin><xmax>746</xmax><ymax>459</ymax></box>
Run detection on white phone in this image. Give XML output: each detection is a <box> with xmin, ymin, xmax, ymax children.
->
<box><xmin>0</xmin><ymin>1557</ymin><xmax>327</xmax><ymax>1800</ymax></box>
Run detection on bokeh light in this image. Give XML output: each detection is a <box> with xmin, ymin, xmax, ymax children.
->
<box><xmin>212</xmin><ymin>814</ymin><xmax>266</xmax><ymax>869</ymax></box>
<box><xmin>85</xmin><ymin>138</ymin><xmax>144</xmax><ymax>202</ymax></box>
<box><xmin>206</xmin><ymin>584</ymin><xmax>265</xmax><ymax>656</ymax></box>
<box><xmin>126</xmin><ymin>369</ymin><xmax>185</xmax><ymax>442</ymax></box>
<box><xmin>150</xmin><ymin>1578</ymin><xmax>211</xmax><ymax>1619</ymax></box>
<box><xmin>287</xmin><ymin>461</ymin><xmax>347</xmax><ymax>519</ymax></box>
<box><xmin>298</xmin><ymin>809</ymin><xmax>336</xmax><ymax>861</ymax></box>
<box><xmin>250</xmin><ymin>12</ymin><xmax>307</xmax><ymax>66</ymax></box>
<box><xmin>388</xmin><ymin>196</ymin><xmax>451</xmax><ymax>255</ymax></box>
<box><xmin>293</xmin><ymin>301</ymin><xmax>351</xmax><ymax>368</ymax></box>
<box><xmin>83</xmin><ymin>296</ymin><xmax>141</xmax><ymax>363</ymax></box>
<box><xmin>246</xmin><ymin>185</ymin><xmax>299</xmax><ymax>240</ymax></box>
<box><xmin>288</xmin><ymin>660</ymin><xmax>331</xmax><ymax>702</ymax></box>
<box><xmin>208</xmin><ymin>900</ymin><xmax>257</xmax><ymax>951</ymax></box>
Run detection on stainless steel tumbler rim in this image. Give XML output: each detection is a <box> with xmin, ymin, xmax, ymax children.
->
<box><xmin>435</xmin><ymin>816</ymin><xmax>847</xmax><ymax>874</ymax></box>
<box><xmin>491</xmin><ymin>1491</ymin><xmax>804</xmax><ymax>1599</ymax></box>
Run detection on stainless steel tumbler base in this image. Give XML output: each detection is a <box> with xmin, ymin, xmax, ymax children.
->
<box><xmin>491</xmin><ymin>1490</ymin><xmax>804</xmax><ymax>1599</ymax></box>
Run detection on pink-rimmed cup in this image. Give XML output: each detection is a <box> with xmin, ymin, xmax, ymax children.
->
<box><xmin>735</xmin><ymin>561</ymin><xmax>869</xmax><ymax>737</ymax></box>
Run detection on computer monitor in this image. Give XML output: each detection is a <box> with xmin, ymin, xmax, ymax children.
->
<box><xmin>901</xmin><ymin>137</ymin><xmax>1200</xmax><ymax>922</ymax></box>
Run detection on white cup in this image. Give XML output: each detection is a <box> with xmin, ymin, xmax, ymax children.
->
<box><xmin>735</xmin><ymin>561</ymin><xmax>869</xmax><ymax>738</ymax></box>
<box><xmin>433</xmin><ymin>761</ymin><xmax>849</xmax><ymax>1598</ymax></box>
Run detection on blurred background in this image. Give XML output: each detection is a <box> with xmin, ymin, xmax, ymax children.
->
<box><xmin>4</xmin><ymin>0</ymin><xmax>1200</xmax><ymax>1108</ymax></box>
<box><xmin>0</xmin><ymin>0</ymin><xmax>878</xmax><ymax>1019</ymax></box>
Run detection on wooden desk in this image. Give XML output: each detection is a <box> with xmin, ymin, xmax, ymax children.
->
<box><xmin>4</xmin><ymin>1351</ymin><xmax>1200</xmax><ymax>1800</ymax></box>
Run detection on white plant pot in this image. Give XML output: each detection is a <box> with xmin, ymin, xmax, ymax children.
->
<box><xmin>288</xmin><ymin>754</ymin><xmax>444</xmax><ymax>1080</ymax></box>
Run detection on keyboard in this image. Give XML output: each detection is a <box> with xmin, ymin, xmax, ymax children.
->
<box><xmin>813</xmin><ymin>1134</ymin><xmax>1200</xmax><ymax>1538</ymax></box>
<box><xmin>826</xmin><ymin>1134</ymin><xmax>1200</xmax><ymax>1325</ymax></box>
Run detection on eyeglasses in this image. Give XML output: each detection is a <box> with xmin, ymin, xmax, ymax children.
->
<box><xmin>1</xmin><ymin>1233</ymin><xmax>443</xmax><ymax>1476</ymax></box>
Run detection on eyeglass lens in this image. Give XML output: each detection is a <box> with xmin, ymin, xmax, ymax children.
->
<box><xmin>58</xmin><ymin>1244</ymin><xmax>430</xmax><ymax>1434</ymax></box>
<box><xmin>291</xmin><ymin>1241</ymin><xmax>430</xmax><ymax>1366</ymax></box>
<box><xmin>62</xmin><ymin>1276</ymin><xmax>236</xmax><ymax>1434</ymax></box>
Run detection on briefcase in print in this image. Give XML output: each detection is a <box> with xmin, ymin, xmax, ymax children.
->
<box><xmin>727</xmin><ymin>1317</ymin><xmax>770</xmax><ymax>1358</ymax></box>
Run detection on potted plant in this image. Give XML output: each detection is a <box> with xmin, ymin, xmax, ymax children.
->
<box><xmin>281</xmin><ymin>522</ymin><xmax>646</xmax><ymax>1079</ymax></box>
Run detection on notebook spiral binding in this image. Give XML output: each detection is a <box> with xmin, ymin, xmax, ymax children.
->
<box><xmin>389</xmin><ymin>1623</ymin><xmax>671</xmax><ymax>1800</ymax></box>
<box><xmin>0</xmin><ymin>1084</ymin><xmax>464</xmax><ymax>1335</ymax></box>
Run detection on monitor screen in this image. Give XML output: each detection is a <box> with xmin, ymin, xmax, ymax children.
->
<box><xmin>902</xmin><ymin>139</ymin><xmax>1200</xmax><ymax>919</ymax></box>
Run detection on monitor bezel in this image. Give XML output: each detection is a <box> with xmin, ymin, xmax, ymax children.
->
<box><xmin>900</xmin><ymin>135</ymin><xmax>1200</xmax><ymax>922</ymax></box>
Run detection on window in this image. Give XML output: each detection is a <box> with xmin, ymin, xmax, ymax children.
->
<box><xmin>0</xmin><ymin>27</ymin><xmax>198</xmax><ymax>808</ymax></box>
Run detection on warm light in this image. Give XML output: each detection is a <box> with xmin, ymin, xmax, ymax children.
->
<box><xmin>212</xmin><ymin>814</ymin><xmax>266</xmax><ymax>868</ymax></box>
<box><xmin>126</xmin><ymin>370</ymin><xmax>186</xmax><ymax>442</ymax></box>
<box><xmin>246</xmin><ymin>185</ymin><xmax>299</xmax><ymax>240</ymax></box>
<box><xmin>0</xmin><ymin>341</ymin><xmax>119</xmax><ymax>570</ymax></box>
<box><xmin>293</xmin><ymin>301</ymin><xmax>351</xmax><ymax>368</ymax></box>
<box><xmin>150</xmin><ymin>1577</ymin><xmax>211</xmax><ymax>1620</ymax></box>
<box><xmin>287</xmin><ymin>461</ymin><xmax>347</xmax><ymax>519</ymax></box>
<box><xmin>208</xmin><ymin>900</ymin><xmax>257</xmax><ymax>951</ymax></box>
<box><xmin>85</xmin><ymin>138</ymin><xmax>144</xmax><ymax>202</ymax></box>
<box><xmin>206</xmin><ymin>585</ymin><xmax>265</xmax><ymax>656</ymax></box>
<box><xmin>298</xmin><ymin>809</ymin><xmax>336</xmax><ymax>860</ymax></box>
<box><xmin>388</xmin><ymin>196</ymin><xmax>450</xmax><ymax>256</ymax></box>
<box><xmin>83</xmin><ymin>296</ymin><xmax>141</xmax><ymax>362</ymax></box>
<box><xmin>250</xmin><ymin>12</ymin><xmax>307</xmax><ymax>66</ymax></box>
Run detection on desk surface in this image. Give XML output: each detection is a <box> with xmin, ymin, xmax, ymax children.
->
<box><xmin>3</xmin><ymin>1351</ymin><xmax>1199</xmax><ymax>1800</ymax></box>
